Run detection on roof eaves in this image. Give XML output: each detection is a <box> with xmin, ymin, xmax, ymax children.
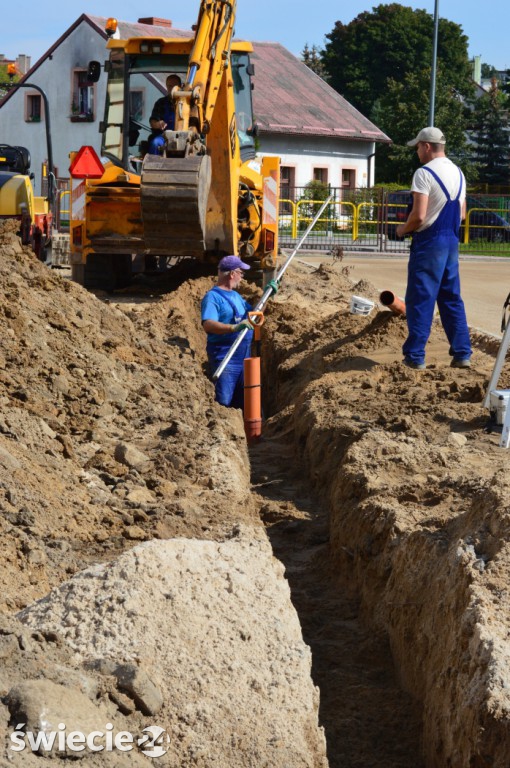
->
<box><xmin>259</xmin><ymin>125</ymin><xmax>391</xmax><ymax>143</ymax></box>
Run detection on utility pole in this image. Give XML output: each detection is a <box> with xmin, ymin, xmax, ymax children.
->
<box><xmin>428</xmin><ymin>0</ymin><xmax>439</xmax><ymax>125</ymax></box>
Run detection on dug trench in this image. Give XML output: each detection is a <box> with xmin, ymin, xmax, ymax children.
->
<box><xmin>0</xmin><ymin>217</ymin><xmax>509</xmax><ymax>766</ymax></box>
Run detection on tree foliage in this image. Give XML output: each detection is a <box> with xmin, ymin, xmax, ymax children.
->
<box><xmin>301</xmin><ymin>44</ymin><xmax>328</xmax><ymax>80</ymax></box>
<box><xmin>469</xmin><ymin>82</ymin><xmax>510</xmax><ymax>186</ymax></box>
<box><xmin>322</xmin><ymin>3</ymin><xmax>473</xmax><ymax>119</ymax></box>
<box><xmin>481</xmin><ymin>63</ymin><xmax>497</xmax><ymax>79</ymax></box>
<box><xmin>372</xmin><ymin>67</ymin><xmax>473</xmax><ymax>184</ymax></box>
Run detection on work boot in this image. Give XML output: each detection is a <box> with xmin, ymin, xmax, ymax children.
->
<box><xmin>450</xmin><ymin>358</ymin><xmax>471</xmax><ymax>369</ymax></box>
<box><xmin>403</xmin><ymin>357</ymin><xmax>426</xmax><ymax>370</ymax></box>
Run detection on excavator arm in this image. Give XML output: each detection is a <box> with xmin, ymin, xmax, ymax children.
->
<box><xmin>183</xmin><ymin>0</ymin><xmax>237</xmax><ymax>134</ymax></box>
<box><xmin>141</xmin><ymin>0</ymin><xmax>239</xmax><ymax>256</ymax></box>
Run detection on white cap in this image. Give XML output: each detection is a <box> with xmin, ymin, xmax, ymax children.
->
<box><xmin>407</xmin><ymin>126</ymin><xmax>446</xmax><ymax>147</ymax></box>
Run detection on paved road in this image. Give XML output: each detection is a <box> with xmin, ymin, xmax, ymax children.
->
<box><xmin>296</xmin><ymin>252</ymin><xmax>510</xmax><ymax>338</ymax></box>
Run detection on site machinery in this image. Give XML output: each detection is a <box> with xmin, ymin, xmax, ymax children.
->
<box><xmin>69</xmin><ymin>1</ymin><xmax>280</xmax><ymax>291</ymax></box>
<box><xmin>0</xmin><ymin>144</ymin><xmax>53</xmax><ymax>261</ymax></box>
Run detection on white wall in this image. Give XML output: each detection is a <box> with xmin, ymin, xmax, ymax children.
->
<box><xmin>258</xmin><ymin>134</ymin><xmax>376</xmax><ymax>189</ymax></box>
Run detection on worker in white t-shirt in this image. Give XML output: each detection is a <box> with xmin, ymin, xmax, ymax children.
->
<box><xmin>396</xmin><ymin>126</ymin><xmax>472</xmax><ymax>371</ymax></box>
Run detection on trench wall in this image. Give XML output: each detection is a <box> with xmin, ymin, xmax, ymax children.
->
<box><xmin>261</xmin><ymin>282</ymin><xmax>510</xmax><ymax>768</ymax></box>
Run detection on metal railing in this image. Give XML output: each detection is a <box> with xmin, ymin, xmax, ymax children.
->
<box><xmin>278</xmin><ymin>187</ymin><xmax>510</xmax><ymax>255</ymax></box>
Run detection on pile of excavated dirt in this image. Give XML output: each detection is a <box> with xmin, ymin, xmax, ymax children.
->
<box><xmin>2</xmin><ymin>215</ymin><xmax>510</xmax><ymax>767</ymax></box>
<box><xmin>0</xmin><ymin>220</ymin><xmax>326</xmax><ymax>766</ymax></box>
<box><xmin>18</xmin><ymin>532</ymin><xmax>327</xmax><ymax>767</ymax></box>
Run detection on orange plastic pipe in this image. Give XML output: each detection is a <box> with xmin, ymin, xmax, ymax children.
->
<box><xmin>244</xmin><ymin>357</ymin><xmax>262</xmax><ymax>443</ymax></box>
<box><xmin>380</xmin><ymin>290</ymin><xmax>406</xmax><ymax>316</ymax></box>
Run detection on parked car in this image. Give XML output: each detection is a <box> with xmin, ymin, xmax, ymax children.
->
<box><xmin>385</xmin><ymin>190</ymin><xmax>412</xmax><ymax>240</ymax></box>
<box><xmin>386</xmin><ymin>190</ymin><xmax>510</xmax><ymax>242</ymax></box>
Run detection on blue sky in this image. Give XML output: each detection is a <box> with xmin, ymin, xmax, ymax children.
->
<box><xmin>2</xmin><ymin>0</ymin><xmax>509</xmax><ymax>72</ymax></box>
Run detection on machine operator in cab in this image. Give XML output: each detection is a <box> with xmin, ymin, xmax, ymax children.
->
<box><xmin>148</xmin><ymin>74</ymin><xmax>182</xmax><ymax>155</ymax></box>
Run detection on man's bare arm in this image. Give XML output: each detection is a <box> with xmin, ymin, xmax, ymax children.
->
<box><xmin>396</xmin><ymin>192</ymin><xmax>428</xmax><ymax>237</ymax></box>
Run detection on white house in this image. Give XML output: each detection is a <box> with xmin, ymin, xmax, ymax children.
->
<box><xmin>0</xmin><ymin>14</ymin><xmax>390</xmax><ymax>212</ymax></box>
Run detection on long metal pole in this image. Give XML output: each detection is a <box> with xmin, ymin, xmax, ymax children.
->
<box><xmin>428</xmin><ymin>0</ymin><xmax>439</xmax><ymax>126</ymax></box>
<box><xmin>212</xmin><ymin>194</ymin><xmax>333</xmax><ymax>382</ymax></box>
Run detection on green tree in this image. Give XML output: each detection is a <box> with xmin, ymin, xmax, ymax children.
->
<box><xmin>322</xmin><ymin>3</ymin><xmax>472</xmax><ymax>119</ymax></box>
<box><xmin>481</xmin><ymin>63</ymin><xmax>497</xmax><ymax>79</ymax></box>
<box><xmin>301</xmin><ymin>44</ymin><xmax>328</xmax><ymax>80</ymax></box>
<box><xmin>372</xmin><ymin>67</ymin><xmax>473</xmax><ymax>184</ymax></box>
<box><xmin>469</xmin><ymin>82</ymin><xmax>510</xmax><ymax>186</ymax></box>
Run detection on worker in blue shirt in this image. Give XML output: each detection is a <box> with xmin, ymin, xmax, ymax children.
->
<box><xmin>148</xmin><ymin>74</ymin><xmax>182</xmax><ymax>155</ymax></box>
<box><xmin>201</xmin><ymin>255</ymin><xmax>256</xmax><ymax>409</ymax></box>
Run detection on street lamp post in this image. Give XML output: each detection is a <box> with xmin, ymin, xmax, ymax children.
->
<box><xmin>429</xmin><ymin>0</ymin><xmax>439</xmax><ymax>125</ymax></box>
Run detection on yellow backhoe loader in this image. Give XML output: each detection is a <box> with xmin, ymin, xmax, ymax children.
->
<box><xmin>69</xmin><ymin>1</ymin><xmax>280</xmax><ymax>290</ymax></box>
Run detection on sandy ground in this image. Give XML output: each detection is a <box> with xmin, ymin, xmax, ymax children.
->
<box><xmin>298</xmin><ymin>252</ymin><xmax>510</xmax><ymax>338</ymax></box>
<box><xmin>2</xmin><ymin>218</ymin><xmax>510</xmax><ymax>766</ymax></box>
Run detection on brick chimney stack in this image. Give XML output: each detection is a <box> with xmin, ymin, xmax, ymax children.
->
<box><xmin>138</xmin><ymin>17</ymin><xmax>172</xmax><ymax>27</ymax></box>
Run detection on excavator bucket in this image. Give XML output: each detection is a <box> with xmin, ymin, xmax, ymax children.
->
<box><xmin>140</xmin><ymin>154</ymin><xmax>211</xmax><ymax>257</ymax></box>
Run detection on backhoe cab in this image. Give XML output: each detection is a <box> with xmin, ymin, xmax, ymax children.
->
<box><xmin>69</xmin><ymin>2</ymin><xmax>279</xmax><ymax>291</ymax></box>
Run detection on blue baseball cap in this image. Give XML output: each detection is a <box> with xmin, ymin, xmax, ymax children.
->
<box><xmin>218</xmin><ymin>255</ymin><xmax>251</xmax><ymax>272</ymax></box>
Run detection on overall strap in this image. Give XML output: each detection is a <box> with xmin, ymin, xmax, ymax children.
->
<box><xmin>212</xmin><ymin>286</ymin><xmax>242</xmax><ymax>317</ymax></box>
<box><xmin>422</xmin><ymin>165</ymin><xmax>463</xmax><ymax>202</ymax></box>
<box><xmin>422</xmin><ymin>165</ymin><xmax>449</xmax><ymax>200</ymax></box>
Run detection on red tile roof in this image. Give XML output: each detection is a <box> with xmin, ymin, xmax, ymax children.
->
<box><xmin>250</xmin><ymin>42</ymin><xmax>390</xmax><ymax>143</ymax></box>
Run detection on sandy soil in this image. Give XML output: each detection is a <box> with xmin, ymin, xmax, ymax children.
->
<box><xmin>1</xmin><ymin>219</ymin><xmax>510</xmax><ymax>766</ymax></box>
<box><xmin>299</xmin><ymin>251</ymin><xmax>510</xmax><ymax>338</ymax></box>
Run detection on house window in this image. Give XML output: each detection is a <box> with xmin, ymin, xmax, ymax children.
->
<box><xmin>26</xmin><ymin>94</ymin><xmax>42</xmax><ymax>122</ymax></box>
<box><xmin>72</xmin><ymin>70</ymin><xmax>95</xmax><ymax>120</ymax></box>
<box><xmin>313</xmin><ymin>167</ymin><xmax>328</xmax><ymax>184</ymax></box>
<box><xmin>342</xmin><ymin>169</ymin><xmax>356</xmax><ymax>190</ymax></box>
<box><xmin>280</xmin><ymin>166</ymin><xmax>296</xmax><ymax>198</ymax></box>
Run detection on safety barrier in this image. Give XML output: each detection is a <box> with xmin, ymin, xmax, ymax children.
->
<box><xmin>278</xmin><ymin>190</ymin><xmax>510</xmax><ymax>254</ymax></box>
<box><xmin>462</xmin><ymin>207</ymin><xmax>510</xmax><ymax>245</ymax></box>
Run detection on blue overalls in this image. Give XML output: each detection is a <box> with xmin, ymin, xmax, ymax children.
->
<box><xmin>203</xmin><ymin>288</ymin><xmax>253</xmax><ymax>410</ymax></box>
<box><xmin>148</xmin><ymin>98</ymin><xmax>176</xmax><ymax>155</ymax></box>
<box><xmin>403</xmin><ymin>166</ymin><xmax>472</xmax><ymax>366</ymax></box>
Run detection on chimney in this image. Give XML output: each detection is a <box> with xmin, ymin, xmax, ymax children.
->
<box><xmin>473</xmin><ymin>55</ymin><xmax>482</xmax><ymax>86</ymax></box>
<box><xmin>16</xmin><ymin>54</ymin><xmax>31</xmax><ymax>74</ymax></box>
<box><xmin>137</xmin><ymin>17</ymin><xmax>172</xmax><ymax>27</ymax></box>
